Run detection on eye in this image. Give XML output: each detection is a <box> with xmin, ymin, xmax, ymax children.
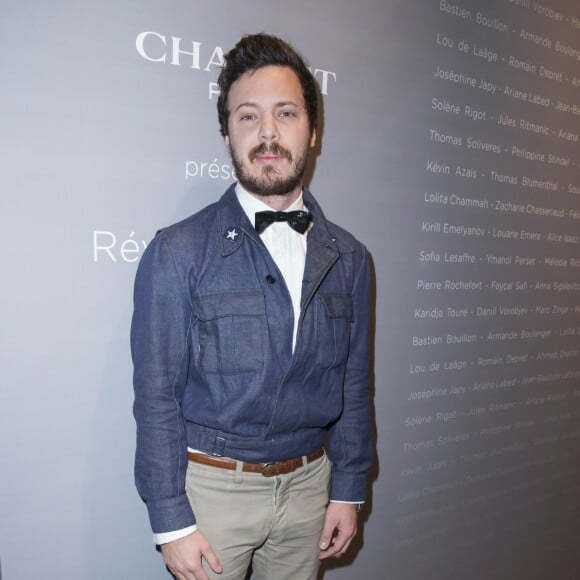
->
<box><xmin>279</xmin><ymin>110</ymin><xmax>296</xmax><ymax>118</ymax></box>
<box><xmin>240</xmin><ymin>113</ymin><xmax>256</xmax><ymax>121</ymax></box>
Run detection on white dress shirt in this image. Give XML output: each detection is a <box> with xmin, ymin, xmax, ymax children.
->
<box><xmin>236</xmin><ymin>184</ymin><xmax>309</xmax><ymax>351</ymax></box>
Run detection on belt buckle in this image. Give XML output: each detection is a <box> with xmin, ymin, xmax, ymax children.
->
<box><xmin>261</xmin><ymin>461</ymin><xmax>280</xmax><ymax>477</ymax></box>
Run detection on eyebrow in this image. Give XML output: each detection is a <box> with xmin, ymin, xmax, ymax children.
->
<box><xmin>234</xmin><ymin>100</ymin><xmax>301</xmax><ymax>112</ymax></box>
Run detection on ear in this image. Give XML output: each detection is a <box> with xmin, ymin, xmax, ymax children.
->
<box><xmin>224</xmin><ymin>134</ymin><xmax>230</xmax><ymax>147</ymax></box>
<box><xmin>309</xmin><ymin>128</ymin><xmax>317</xmax><ymax>148</ymax></box>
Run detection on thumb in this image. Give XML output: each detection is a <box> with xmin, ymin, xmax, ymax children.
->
<box><xmin>202</xmin><ymin>545</ymin><xmax>223</xmax><ymax>574</ymax></box>
<box><xmin>319</xmin><ymin>519</ymin><xmax>336</xmax><ymax>550</ymax></box>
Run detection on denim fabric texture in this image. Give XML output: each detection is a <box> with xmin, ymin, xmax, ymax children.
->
<box><xmin>131</xmin><ymin>185</ymin><xmax>372</xmax><ymax>534</ymax></box>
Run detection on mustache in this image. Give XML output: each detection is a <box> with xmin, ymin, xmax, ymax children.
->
<box><xmin>249</xmin><ymin>143</ymin><xmax>293</xmax><ymax>163</ymax></box>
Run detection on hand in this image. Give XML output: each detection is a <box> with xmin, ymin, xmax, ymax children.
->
<box><xmin>161</xmin><ymin>531</ymin><xmax>222</xmax><ymax>579</ymax></box>
<box><xmin>318</xmin><ymin>502</ymin><xmax>358</xmax><ymax>560</ymax></box>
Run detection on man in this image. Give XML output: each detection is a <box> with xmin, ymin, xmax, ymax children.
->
<box><xmin>131</xmin><ymin>33</ymin><xmax>372</xmax><ymax>580</ymax></box>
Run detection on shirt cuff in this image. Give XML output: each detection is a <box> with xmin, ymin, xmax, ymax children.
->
<box><xmin>153</xmin><ymin>525</ymin><xmax>198</xmax><ymax>545</ymax></box>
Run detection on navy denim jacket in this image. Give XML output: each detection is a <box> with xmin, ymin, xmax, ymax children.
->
<box><xmin>131</xmin><ymin>185</ymin><xmax>372</xmax><ymax>534</ymax></box>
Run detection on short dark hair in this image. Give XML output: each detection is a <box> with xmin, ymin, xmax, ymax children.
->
<box><xmin>217</xmin><ymin>33</ymin><xmax>318</xmax><ymax>137</ymax></box>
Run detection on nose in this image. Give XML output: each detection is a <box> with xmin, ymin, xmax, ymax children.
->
<box><xmin>259</xmin><ymin>113</ymin><xmax>279</xmax><ymax>142</ymax></box>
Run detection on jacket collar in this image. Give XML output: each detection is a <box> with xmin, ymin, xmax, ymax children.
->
<box><xmin>217</xmin><ymin>184</ymin><xmax>255</xmax><ymax>256</ymax></box>
<box><xmin>217</xmin><ymin>183</ymin><xmax>354</xmax><ymax>254</ymax></box>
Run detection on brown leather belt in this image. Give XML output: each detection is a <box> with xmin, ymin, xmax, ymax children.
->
<box><xmin>187</xmin><ymin>448</ymin><xmax>324</xmax><ymax>477</ymax></box>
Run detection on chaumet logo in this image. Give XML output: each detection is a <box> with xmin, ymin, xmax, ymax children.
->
<box><xmin>135</xmin><ymin>31</ymin><xmax>337</xmax><ymax>97</ymax></box>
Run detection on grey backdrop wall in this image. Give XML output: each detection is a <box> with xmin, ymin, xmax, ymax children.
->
<box><xmin>1</xmin><ymin>1</ymin><xmax>579</xmax><ymax>579</ymax></box>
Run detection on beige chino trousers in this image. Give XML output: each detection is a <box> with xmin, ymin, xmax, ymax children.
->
<box><xmin>185</xmin><ymin>453</ymin><xmax>331</xmax><ymax>580</ymax></box>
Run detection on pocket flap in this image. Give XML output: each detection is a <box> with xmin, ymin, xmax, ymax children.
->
<box><xmin>193</xmin><ymin>290</ymin><xmax>266</xmax><ymax>320</ymax></box>
<box><xmin>319</xmin><ymin>293</ymin><xmax>353</xmax><ymax>321</ymax></box>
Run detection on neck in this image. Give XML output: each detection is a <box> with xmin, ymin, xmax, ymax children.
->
<box><xmin>247</xmin><ymin>187</ymin><xmax>302</xmax><ymax>211</ymax></box>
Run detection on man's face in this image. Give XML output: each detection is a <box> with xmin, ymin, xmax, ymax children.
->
<box><xmin>225</xmin><ymin>65</ymin><xmax>316</xmax><ymax>198</ymax></box>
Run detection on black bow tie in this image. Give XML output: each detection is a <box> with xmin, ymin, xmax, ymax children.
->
<box><xmin>254</xmin><ymin>210</ymin><xmax>313</xmax><ymax>234</ymax></box>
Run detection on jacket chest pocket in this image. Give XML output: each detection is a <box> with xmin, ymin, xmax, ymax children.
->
<box><xmin>193</xmin><ymin>290</ymin><xmax>265</xmax><ymax>374</ymax></box>
<box><xmin>316</xmin><ymin>293</ymin><xmax>354</xmax><ymax>369</ymax></box>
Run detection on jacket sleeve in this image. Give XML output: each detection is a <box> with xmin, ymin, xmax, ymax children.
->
<box><xmin>326</xmin><ymin>242</ymin><xmax>373</xmax><ymax>502</ymax></box>
<box><xmin>131</xmin><ymin>232</ymin><xmax>196</xmax><ymax>533</ymax></box>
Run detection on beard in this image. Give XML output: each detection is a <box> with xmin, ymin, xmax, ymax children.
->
<box><xmin>229</xmin><ymin>141</ymin><xmax>308</xmax><ymax>197</ymax></box>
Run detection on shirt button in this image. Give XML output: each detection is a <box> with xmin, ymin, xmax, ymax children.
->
<box><xmin>266</xmin><ymin>275</ymin><xmax>276</xmax><ymax>284</ymax></box>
